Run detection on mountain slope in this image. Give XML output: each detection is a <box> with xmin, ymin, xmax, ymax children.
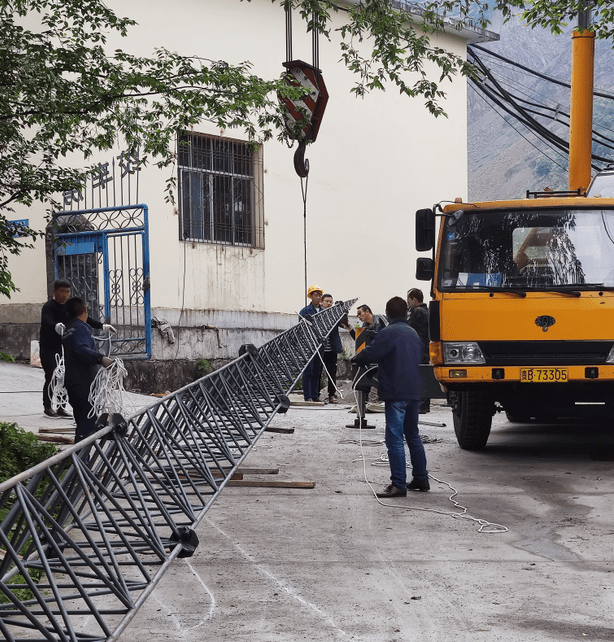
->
<box><xmin>468</xmin><ymin>14</ymin><xmax>614</xmax><ymax>201</ymax></box>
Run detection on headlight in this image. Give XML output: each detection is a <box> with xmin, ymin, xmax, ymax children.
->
<box><xmin>606</xmin><ymin>345</ymin><xmax>614</xmax><ymax>364</ymax></box>
<box><xmin>443</xmin><ymin>342</ymin><xmax>485</xmax><ymax>364</ymax></box>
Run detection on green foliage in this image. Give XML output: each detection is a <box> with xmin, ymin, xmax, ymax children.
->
<box><xmin>1</xmin><ymin>0</ymin><xmax>305</xmax><ymax>297</ymax></box>
<box><xmin>0</xmin><ymin>351</ymin><xmax>15</xmax><ymax>363</ymax></box>
<box><xmin>0</xmin><ymin>422</ymin><xmax>58</xmax><ymax>482</ymax></box>
<box><xmin>0</xmin><ymin>422</ymin><xmax>58</xmax><ymax>605</ymax></box>
<box><xmin>196</xmin><ymin>358</ymin><xmax>212</xmax><ymax>379</ymax></box>
<box><xmin>1</xmin><ymin>569</ymin><xmax>45</xmax><ymax>604</ymax></box>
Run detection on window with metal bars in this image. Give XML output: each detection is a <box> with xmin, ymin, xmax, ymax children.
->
<box><xmin>178</xmin><ymin>133</ymin><xmax>264</xmax><ymax>248</ymax></box>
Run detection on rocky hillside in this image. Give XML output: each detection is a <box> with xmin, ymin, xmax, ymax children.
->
<box><xmin>468</xmin><ymin>14</ymin><xmax>614</xmax><ymax>201</ymax></box>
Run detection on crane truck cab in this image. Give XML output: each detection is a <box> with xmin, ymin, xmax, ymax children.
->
<box><xmin>415</xmin><ymin>195</ymin><xmax>614</xmax><ymax>449</ymax></box>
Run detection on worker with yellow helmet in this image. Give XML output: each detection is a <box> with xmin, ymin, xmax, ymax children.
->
<box><xmin>299</xmin><ymin>284</ymin><xmax>324</xmax><ymax>402</ymax></box>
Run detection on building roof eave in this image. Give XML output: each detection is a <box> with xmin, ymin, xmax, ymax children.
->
<box><xmin>340</xmin><ymin>0</ymin><xmax>500</xmax><ymax>44</ymax></box>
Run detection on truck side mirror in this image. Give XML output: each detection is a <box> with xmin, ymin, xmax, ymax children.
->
<box><xmin>415</xmin><ymin>208</ymin><xmax>435</xmax><ymax>252</ymax></box>
<box><xmin>416</xmin><ymin>257</ymin><xmax>434</xmax><ymax>281</ymax></box>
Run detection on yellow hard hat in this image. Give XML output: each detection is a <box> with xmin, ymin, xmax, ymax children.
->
<box><xmin>307</xmin><ymin>284</ymin><xmax>323</xmax><ymax>297</ymax></box>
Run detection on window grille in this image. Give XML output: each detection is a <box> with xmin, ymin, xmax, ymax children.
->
<box><xmin>178</xmin><ymin>133</ymin><xmax>264</xmax><ymax>248</ymax></box>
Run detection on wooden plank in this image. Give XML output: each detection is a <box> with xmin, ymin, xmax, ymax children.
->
<box><xmin>211</xmin><ymin>472</ymin><xmax>244</xmax><ymax>480</ymax></box>
<box><xmin>265</xmin><ymin>427</ymin><xmax>295</xmax><ymax>434</ymax></box>
<box><xmin>39</xmin><ymin>426</ymin><xmax>75</xmax><ymax>434</ymax></box>
<box><xmin>213</xmin><ymin>468</ymin><xmax>279</xmax><ymax>479</ymax></box>
<box><xmin>37</xmin><ymin>434</ymin><xmax>73</xmax><ymax>444</ymax></box>
<box><xmin>227</xmin><ymin>480</ymin><xmax>315</xmax><ymax>489</ymax></box>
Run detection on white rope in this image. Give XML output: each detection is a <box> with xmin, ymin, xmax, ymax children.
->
<box><xmin>49</xmin><ymin>351</ymin><xmax>68</xmax><ymax>412</ymax></box>
<box><xmin>88</xmin><ymin>357</ymin><xmax>132</xmax><ymax>418</ymax></box>
<box><xmin>349</xmin><ymin>371</ymin><xmax>508</xmax><ymax>534</ymax></box>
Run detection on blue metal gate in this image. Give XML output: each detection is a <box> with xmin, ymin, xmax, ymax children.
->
<box><xmin>53</xmin><ymin>205</ymin><xmax>151</xmax><ymax>359</ymax></box>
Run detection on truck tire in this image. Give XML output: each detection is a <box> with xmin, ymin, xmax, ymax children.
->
<box><xmin>452</xmin><ymin>391</ymin><xmax>494</xmax><ymax>450</ymax></box>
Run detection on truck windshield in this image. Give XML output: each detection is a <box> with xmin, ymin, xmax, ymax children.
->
<box><xmin>438</xmin><ymin>208</ymin><xmax>614</xmax><ymax>291</ymax></box>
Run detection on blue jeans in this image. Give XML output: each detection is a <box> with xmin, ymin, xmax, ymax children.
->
<box><xmin>384</xmin><ymin>399</ymin><xmax>428</xmax><ymax>489</ymax></box>
<box><xmin>302</xmin><ymin>356</ymin><xmax>322</xmax><ymax>401</ymax></box>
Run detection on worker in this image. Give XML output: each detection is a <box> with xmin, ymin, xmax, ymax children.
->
<box><xmin>299</xmin><ymin>284</ymin><xmax>324</xmax><ymax>402</ymax></box>
<box><xmin>62</xmin><ymin>297</ymin><xmax>114</xmax><ymax>442</ymax></box>
<box><xmin>352</xmin><ymin>296</ymin><xmax>428</xmax><ymax>497</ymax></box>
<box><xmin>407</xmin><ymin>288</ymin><xmax>430</xmax><ymax>413</ymax></box>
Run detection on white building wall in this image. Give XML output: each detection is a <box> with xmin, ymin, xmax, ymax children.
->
<box><xmin>2</xmin><ymin>0</ymin><xmax>476</xmax><ymax>363</ymax></box>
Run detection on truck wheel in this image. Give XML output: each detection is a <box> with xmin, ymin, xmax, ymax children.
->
<box><xmin>452</xmin><ymin>391</ymin><xmax>494</xmax><ymax>450</ymax></box>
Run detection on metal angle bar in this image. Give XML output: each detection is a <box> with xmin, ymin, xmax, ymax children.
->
<box><xmin>127</xmin><ymin>410</ymin><xmax>209</xmax><ymax>514</ymax></box>
<box><xmin>105</xmin><ymin>432</ymin><xmax>198</xmax><ymax>531</ymax></box>
<box><xmin>147</xmin><ymin>402</ymin><xmax>219</xmax><ymax>490</ymax></box>
<box><xmin>0</xmin><ymin>299</ymin><xmax>356</xmax><ymax>642</ymax></box>
<box><xmin>181</xmin><ymin>384</ymin><xmax>247</xmax><ymax>459</ymax></box>
<box><xmin>37</xmin><ymin>465</ymin><xmax>135</xmax><ymax>604</ymax></box>
<box><xmin>14</xmin><ymin>485</ymin><xmax>112</xmax><ymax>640</ymax></box>
<box><xmin>174</xmin><ymin>389</ymin><xmax>239</xmax><ymax>464</ymax></box>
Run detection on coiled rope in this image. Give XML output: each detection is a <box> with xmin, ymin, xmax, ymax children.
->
<box><xmin>49</xmin><ymin>351</ymin><xmax>68</xmax><ymax>412</ymax></box>
<box><xmin>88</xmin><ymin>358</ymin><xmax>132</xmax><ymax>418</ymax></box>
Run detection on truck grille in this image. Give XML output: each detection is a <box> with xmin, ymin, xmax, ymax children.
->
<box><xmin>478</xmin><ymin>341</ymin><xmax>613</xmax><ymax>366</ymax></box>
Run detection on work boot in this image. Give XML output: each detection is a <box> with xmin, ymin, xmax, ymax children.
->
<box><xmin>376</xmin><ymin>484</ymin><xmax>407</xmax><ymax>498</ymax></box>
<box><xmin>407</xmin><ymin>478</ymin><xmax>430</xmax><ymax>492</ymax></box>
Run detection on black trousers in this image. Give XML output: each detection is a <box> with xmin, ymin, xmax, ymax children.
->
<box><xmin>66</xmin><ymin>383</ymin><xmax>96</xmax><ymax>442</ymax></box>
<box><xmin>322</xmin><ymin>350</ymin><xmax>338</xmax><ymax>397</ymax></box>
<box><xmin>40</xmin><ymin>347</ymin><xmax>66</xmax><ymax>411</ymax></box>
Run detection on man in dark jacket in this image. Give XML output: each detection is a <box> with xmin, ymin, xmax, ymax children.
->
<box><xmin>353</xmin><ymin>296</ymin><xmax>429</xmax><ymax>497</ymax></box>
<box><xmin>320</xmin><ymin>294</ymin><xmax>344</xmax><ymax>403</ymax></box>
<box><xmin>407</xmin><ymin>288</ymin><xmax>430</xmax><ymax>413</ymax></box>
<box><xmin>62</xmin><ymin>297</ymin><xmax>113</xmax><ymax>442</ymax></box>
<box><xmin>299</xmin><ymin>284</ymin><xmax>324</xmax><ymax>401</ymax></box>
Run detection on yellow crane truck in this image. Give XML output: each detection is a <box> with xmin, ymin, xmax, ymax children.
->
<box><xmin>414</xmin><ymin>18</ymin><xmax>614</xmax><ymax>449</ymax></box>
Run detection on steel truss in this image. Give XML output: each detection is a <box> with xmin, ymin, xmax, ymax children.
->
<box><xmin>0</xmin><ymin>299</ymin><xmax>356</xmax><ymax>642</ymax></box>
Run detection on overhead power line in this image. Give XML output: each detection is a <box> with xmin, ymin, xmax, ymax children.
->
<box><xmin>468</xmin><ymin>44</ymin><xmax>614</xmax><ymax>171</ymax></box>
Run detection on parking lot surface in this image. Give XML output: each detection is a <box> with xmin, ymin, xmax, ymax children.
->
<box><xmin>132</xmin><ymin>398</ymin><xmax>614</xmax><ymax>641</ymax></box>
<box><xmin>2</xmin><ymin>362</ymin><xmax>614</xmax><ymax>641</ymax></box>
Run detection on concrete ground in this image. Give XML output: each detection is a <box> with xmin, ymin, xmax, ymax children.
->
<box><xmin>2</xmin><ymin>362</ymin><xmax>614</xmax><ymax>641</ymax></box>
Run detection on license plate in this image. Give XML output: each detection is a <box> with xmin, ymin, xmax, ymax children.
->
<box><xmin>520</xmin><ymin>368</ymin><xmax>568</xmax><ymax>383</ymax></box>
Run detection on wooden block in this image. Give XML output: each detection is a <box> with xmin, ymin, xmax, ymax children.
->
<box><xmin>37</xmin><ymin>434</ymin><xmax>74</xmax><ymax>444</ymax></box>
<box><xmin>211</xmin><ymin>472</ymin><xmax>244</xmax><ymax>480</ymax></box>
<box><xmin>227</xmin><ymin>480</ymin><xmax>315</xmax><ymax>489</ymax></box>
<box><xmin>236</xmin><ymin>467</ymin><xmax>279</xmax><ymax>475</ymax></box>
<box><xmin>265</xmin><ymin>427</ymin><xmax>295</xmax><ymax>434</ymax></box>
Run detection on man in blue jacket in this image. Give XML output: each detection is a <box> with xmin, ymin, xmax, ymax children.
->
<box><xmin>299</xmin><ymin>284</ymin><xmax>324</xmax><ymax>402</ymax></box>
<box><xmin>353</xmin><ymin>296</ymin><xmax>429</xmax><ymax>497</ymax></box>
<box><xmin>62</xmin><ymin>297</ymin><xmax>113</xmax><ymax>442</ymax></box>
